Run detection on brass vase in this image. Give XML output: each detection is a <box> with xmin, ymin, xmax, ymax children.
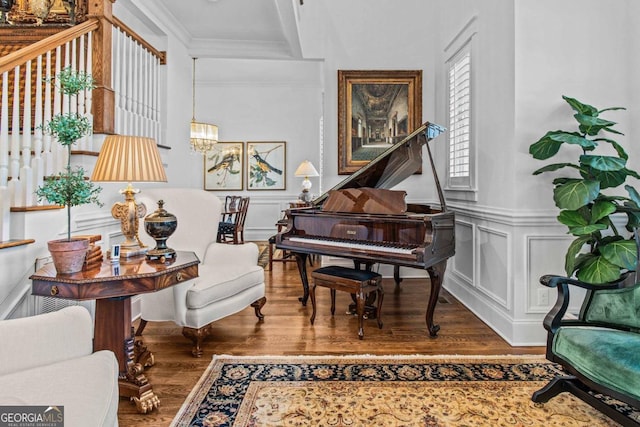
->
<box><xmin>30</xmin><ymin>0</ymin><xmax>53</xmax><ymax>25</ymax></box>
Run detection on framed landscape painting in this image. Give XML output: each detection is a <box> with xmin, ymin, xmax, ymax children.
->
<box><xmin>247</xmin><ymin>141</ymin><xmax>286</xmax><ymax>190</ymax></box>
<box><xmin>338</xmin><ymin>70</ymin><xmax>422</xmax><ymax>174</ymax></box>
<box><xmin>204</xmin><ymin>142</ymin><xmax>244</xmax><ymax>191</ymax></box>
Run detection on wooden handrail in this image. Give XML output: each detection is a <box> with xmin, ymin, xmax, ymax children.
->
<box><xmin>0</xmin><ymin>19</ymin><xmax>100</xmax><ymax>74</ymax></box>
<box><xmin>113</xmin><ymin>16</ymin><xmax>166</xmax><ymax>64</ymax></box>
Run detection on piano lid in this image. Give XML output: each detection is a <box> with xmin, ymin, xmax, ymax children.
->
<box><xmin>313</xmin><ymin>122</ymin><xmax>446</xmax><ymax>206</ymax></box>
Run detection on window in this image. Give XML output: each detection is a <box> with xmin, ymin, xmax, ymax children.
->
<box><xmin>448</xmin><ymin>48</ymin><xmax>470</xmax><ymax>179</ymax></box>
<box><xmin>444</xmin><ymin>22</ymin><xmax>476</xmax><ymax>200</ymax></box>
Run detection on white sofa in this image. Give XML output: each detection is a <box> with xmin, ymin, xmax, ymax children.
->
<box><xmin>136</xmin><ymin>188</ymin><xmax>266</xmax><ymax>357</ymax></box>
<box><xmin>0</xmin><ymin>306</ymin><xmax>119</xmax><ymax>427</ymax></box>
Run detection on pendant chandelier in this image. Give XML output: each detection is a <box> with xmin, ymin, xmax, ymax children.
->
<box><xmin>190</xmin><ymin>57</ymin><xmax>218</xmax><ymax>154</ymax></box>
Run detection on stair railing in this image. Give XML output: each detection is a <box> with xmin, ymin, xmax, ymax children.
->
<box><xmin>0</xmin><ymin>12</ymin><xmax>165</xmax><ymax>242</ymax></box>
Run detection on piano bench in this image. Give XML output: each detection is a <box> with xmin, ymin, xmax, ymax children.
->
<box><xmin>310</xmin><ymin>266</ymin><xmax>384</xmax><ymax>339</ymax></box>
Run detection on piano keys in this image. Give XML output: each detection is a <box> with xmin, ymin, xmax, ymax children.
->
<box><xmin>276</xmin><ymin>122</ymin><xmax>454</xmax><ymax>337</ymax></box>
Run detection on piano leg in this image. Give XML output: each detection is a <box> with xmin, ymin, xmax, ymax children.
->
<box><xmin>393</xmin><ymin>265</ymin><xmax>403</xmax><ymax>288</ymax></box>
<box><xmin>294</xmin><ymin>252</ymin><xmax>310</xmax><ymax>306</ymax></box>
<box><xmin>425</xmin><ymin>261</ymin><xmax>447</xmax><ymax>337</ymax></box>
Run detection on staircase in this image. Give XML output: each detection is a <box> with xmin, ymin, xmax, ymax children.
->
<box><xmin>0</xmin><ymin>0</ymin><xmax>166</xmax><ymax>319</ymax></box>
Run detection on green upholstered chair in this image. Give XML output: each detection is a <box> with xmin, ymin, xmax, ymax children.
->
<box><xmin>532</xmin><ymin>274</ymin><xmax>640</xmax><ymax>426</ymax></box>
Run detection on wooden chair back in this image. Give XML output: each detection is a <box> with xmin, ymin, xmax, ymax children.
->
<box><xmin>218</xmin><ymin>196</ymin><xmax>250</xmax><ymax>244</ymax></box>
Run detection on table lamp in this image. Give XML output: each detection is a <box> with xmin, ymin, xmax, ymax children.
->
<box><xmin>294</xmin><ymin>160</ymin><xmax>319</xmax><ymax>202</ymax></box>
<box><xmin>91</xmin><ymin>135</ymin><xmax>167</xmax><ymax>258</ymax></box>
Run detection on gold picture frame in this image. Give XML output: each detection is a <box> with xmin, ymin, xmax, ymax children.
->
<box><xmin>9</xmin><ymin>0</ymin><xmax>85</xmax><ymax>25</ymax></box>
<box><xmin>247</xmin><ymin>141</ymin><xmax>286</xmax><ymax>190</ymax></box>
<box><xmin>338</xmin><ymin>70</ymin><xmax>422</xmax><ymax>174</ymax></box>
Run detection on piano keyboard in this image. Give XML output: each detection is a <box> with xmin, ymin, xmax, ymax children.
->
<box><xmin>288</xmin><ymin>236</ymin><xmax>417</xmax><ymax>255</ymax></box>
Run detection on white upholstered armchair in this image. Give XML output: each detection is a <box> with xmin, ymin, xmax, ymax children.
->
<box><xmin>135</xmin><ymin>188</ymin><xmax>266</xmax><ymax>357</ymax></box>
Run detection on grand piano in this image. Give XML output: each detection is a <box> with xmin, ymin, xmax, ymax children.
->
<box><xmin>276</xmin><ymin>122</ymin><xmax>454</xmax><ymax>336</ymax></box>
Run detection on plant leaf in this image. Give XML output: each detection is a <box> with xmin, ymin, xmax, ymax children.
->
<box><xmin>553</xmin><ymin>179</ymin><xmax>600</xmax><ymax>210</ymax></box>
<box><xmin>598</xmin><ymin>106</ymin><xmax>626</xmax><ymax>114</ymax></box>
<box><xmin>588</xmin><ymin>168</ymin><xmax>627</xmax><ymax>189</ymax></box>
<box><xmin>568</xmin><ymin>223</ymin><xmax>608</xmax><ymax>235</ymax></box>
<box><xmin>626</xmin><ymin>185</ymin><xmax>640</xmax><ymax>207</ymax></box>
<box><xmin>563</xmin><ymin>96</ymin><xmax>598</xmax><ymax>116</ymax></box>
<box><xmin>529</xmin><ymin>131</ymin><xmax>595</xmax><ymax>160</ymax></box>
<box><xmin>600</xmin><ymin>239</ymin><xmax>638</xmax><ymax>270</ymax></box>
<box><xmin>574</xmin><ymin>114</ymin><xmax>618</xmax><ymax>136</ymax></box>
<box><xmin>529</xmin><ymin>132</ymin><xmax>562</xmax><ymax>160</ymax></box>
<box><xmin>576</xmin><ymin>255</ymin><xmax>623</xmax><ymax>284</ymax></box>
<box><xmin>590</xmin><ymin>200</ymin><xmax>617</xmax><ymax>223</ymax></box>
<box><xmin>595</xmin><ymin>138</ymin><xmax>628</xmax><ymax>160</ymax></box>
<box><xmin>557</xmin><ymin>210</ymin><xmax>588</xmax><ymax>227</ymax></box>
<box><xmin>565</xmin><ymin>235</ymin><xmax>593</xmax><ymax>276</ymax></box>
<box><xmin>579</xmin><ymin>155</ymin><xmax>626</xmax><ymax>172</ymax></box>
<box><xmin>532</xmin><ymin>163</ymin><xmax>577</xmax><ymax>175</ymax></box>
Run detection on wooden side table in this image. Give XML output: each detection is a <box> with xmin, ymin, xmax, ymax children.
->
<box><xmin>30</xmin><ymin>251</ymin><xmax>200</xmax><ymax>413</ymax></box>
<box><xmin>310</xmin><ymin>265</ymin><xmax>384</xmax><ymax>339</ymax></box>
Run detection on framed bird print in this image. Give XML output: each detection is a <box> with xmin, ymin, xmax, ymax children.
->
<box><xmin>204</xmin><ymin>142</ymin><xmax>244</xmax><ymax>191</ymax></box>
<box><xmin>247</xmin><ymin>141</ymin><xmax>286</xmax><ymax>190</ymax></box>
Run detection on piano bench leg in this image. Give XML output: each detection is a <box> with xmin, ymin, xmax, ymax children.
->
<box><xmin>310</xmin><ymin>284</ymin><xmax>317</xmax><ymax>325</ymax></box>
<box><xmin>330</xmin><ymin>289</ymin><xmax>336</xmax><ymax>315</ymax></box>
<box><xmin>375</xmin><ymin>279</ymin><xmax>384</xmax><ymax>329</ymax></box>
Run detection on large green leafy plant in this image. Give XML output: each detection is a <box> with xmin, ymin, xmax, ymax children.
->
<box><xmin>529</xmin><ymin>96</ymin><xmax>640</xmax><ymax>284</ymax></box>
<box><xmin>35</xmin><ymin>67</ymin><xmax>102</xmax><ymax>241</ymax></box>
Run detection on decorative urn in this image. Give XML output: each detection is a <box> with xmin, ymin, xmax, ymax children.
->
<box><xmin>144</xmin><ymin>200</ymin><xmax>177</xmax><ymax>262</ymax></box>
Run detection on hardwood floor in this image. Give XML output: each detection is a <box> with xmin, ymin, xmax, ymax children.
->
<box><xmin>118</xmin><ymin>262</ymin><xmax>545</xmax><ymax>426</ymax></box>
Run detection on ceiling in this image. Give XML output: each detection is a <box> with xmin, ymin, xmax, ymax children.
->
<box><xmin>136</xmin><ymin>0</ymin><xmax>304</xmax><ymax>59</ymax></box>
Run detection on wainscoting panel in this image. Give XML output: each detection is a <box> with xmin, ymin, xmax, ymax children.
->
<box><xmin>476</xmin><ymin>225</ymin><xmax>510</xmax><ymax>309</ymax></box>
<box><xmin>526</xmin><ymin>234</ymin><xmax>580</xmax><ymax>314</ymax></box>
<box><xmin>244</xmin><ymin>195</ymin><xmax>300</xmax><ymax>242</ymax></box>
<box><xmin>452</xmin><ymin>220</ymin><xmax>474</xmax><ymax>287</ymax></box>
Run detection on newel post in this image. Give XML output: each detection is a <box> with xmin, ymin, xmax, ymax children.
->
<box><xmin>88</xmin><ymin>0</ymin><xmax>115</xmax><ymax>134</ymax></box>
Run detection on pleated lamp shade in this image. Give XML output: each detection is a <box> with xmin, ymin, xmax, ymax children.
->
<box><xmin>91</xmin><ymin>135</ymin><xmax>167</xmax><ymax>183</ymax></box>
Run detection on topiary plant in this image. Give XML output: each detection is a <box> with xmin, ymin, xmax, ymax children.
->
<box><xmin>529</xmin><ymin>95</ymin><xmax>640</xmax><ymax>284</ymax></box>
<box><xmin>35</xmin><ymin>67</ymin><xmax>102</xmax><ymax>241</ymax></box>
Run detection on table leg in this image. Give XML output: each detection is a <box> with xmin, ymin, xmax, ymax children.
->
<box><xmin>94</xmin><ymin>297</ymin><xmax>160</xmax><ymax>414</ymax></box>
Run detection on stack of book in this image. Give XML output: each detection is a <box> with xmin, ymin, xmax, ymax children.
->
<box><xmin>73</xmin><ymin>234</ymin><xmax>103</xmax><ymax>270</ymax></box>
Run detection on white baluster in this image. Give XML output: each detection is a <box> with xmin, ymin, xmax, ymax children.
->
<box><xmin>20</xmin><ymin>60</ymin><xmax>34</xmax><ymax>206</ymax></box>
<box><xmin>42</xmin><ymin>50</ymin><xmax>53</xmax><ymax>179</ymax></box>
<box><xmin>53</xmin><ymin>45</ymin><xmax>64</xmax><ymax>173</ymax></box>
<box><xmin>145</xmin><ymin>50</ymin><xmax>152</xmax><ymax>137</ymax></box>
<box><xmin>154</xmin><ymin>56</ymin><xmax>161</xmax><ymax>143</ymax></box>
<box><xmin>77</xmin><ymin>35</ymin><xmax>87</xmax><ymax>150</ymax></box>
<box><xmin>124</xmin><ymin>35</ymin><xmax>133</xmax><ymax>135</ymax></box>
<box><xmin>31</xmin><ymin>55</ymin><xmax>44</xmax><ymax>206</ymax></box>
<box><xmin>9</xmin><ymin>66</ymin><xmax>23</xmax><ymax>206</ymax></box>
<box><xmin>0</xmin><ymin>73</ymin><xmax>7</xmax><ymax>239</ymax></box>
<box><xmin>85</xmin><ymin>32</ymin><xmax>93</xmax><ymax>151</ymax></box>
<box><xmin>111</xmin><ymin>26</ymin><xmax>125</xmax><ymax>133</ymax></box>
<box><xmin>0</xmin><ymin>71</ymin><xmax>9</xmax><ymax>187</ymax></box>
<box><xmin>133</xmin><ymin>38</ymin><xmax>141</xmax><ymax>134</ymax></box>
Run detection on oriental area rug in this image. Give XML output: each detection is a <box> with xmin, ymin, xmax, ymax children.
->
<box><xmin>171</xmin><ymin>354</ymin><xmax>638</xmax><ymax>427</ymax></box>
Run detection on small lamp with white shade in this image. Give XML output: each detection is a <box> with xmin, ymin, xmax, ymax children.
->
<box><xmin>294</xmin><ymin>160</ymin><xmax>319</xmax><ymax>202</ymax></box>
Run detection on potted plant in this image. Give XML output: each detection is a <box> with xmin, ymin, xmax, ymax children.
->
<box><xmin>529</xmin><ymin>95</ymin><xmax>640</xmax><ymax>284</ymax></box>
<box><xmin>35</xmin><ymin>67</ymin><xmax>102</xmax><ymax>274</ymax></box>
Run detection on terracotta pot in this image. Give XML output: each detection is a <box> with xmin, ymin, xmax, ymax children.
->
<box><xmin>48</xmin><ymin>238</ymin><xmax>89</xmax><ymax>274</ymax></box>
